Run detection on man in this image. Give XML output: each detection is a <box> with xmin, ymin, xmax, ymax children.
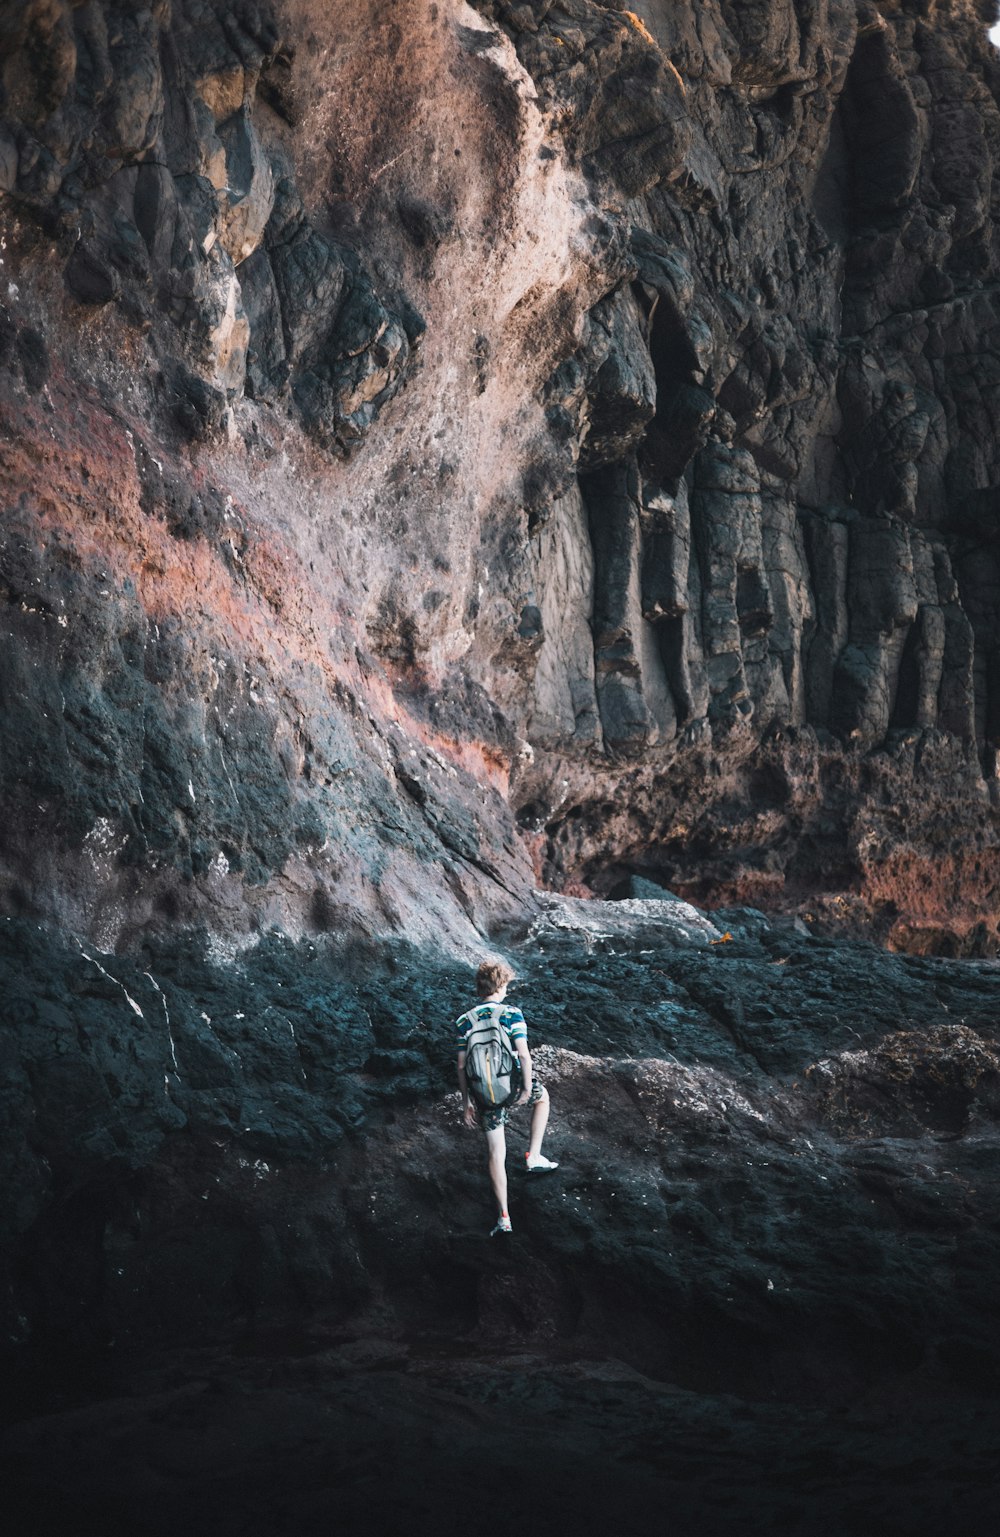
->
<box><xmin>456</xmin><ymin>958</ymin><xmax>558</xmax><ymax>1236</ymax></box>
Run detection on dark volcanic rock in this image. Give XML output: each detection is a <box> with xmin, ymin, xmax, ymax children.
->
<box><xmin>2</xmin><ymin>905</ymin><xmax>1000</xmax><ymax>1533</ymax></box>
<box><xmin>501</xmin><ymin>0</ymin><xmax>1000</xmax><ymax>946</ymax></box>
<box><xmin>3</xmin><ymin>901</ymin><xmax>1000</xmax><ymax>1365</ymax></box>
<box><xmin>3</xmin><ymin>4</ymin><xmax>1000</xmax><ymax>1530</ymax></box>
<box><xmin>0</xmin><ymin>0</ymin><xmax>416</xmax><ymax>443</ymax></box>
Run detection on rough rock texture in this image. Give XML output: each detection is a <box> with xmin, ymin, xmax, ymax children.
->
<box><xmin>3</xmin><ymin>1</ymin><xmax>1000</xmax><ymax>955</ymax></box>
<box><xmin>497</xmin><ymin>0</ymin><xmax>1000</xmax><ymax>953</ymax></box>
<box><xmin>2</xmin><ymin>904</ymin><xmax>1000</xmax><ymax>1534</ymax></box>
<box><xmin>4</xmin><ymin>3</ymin><xmax>1000</xmax><ymax>1531</ymax></box>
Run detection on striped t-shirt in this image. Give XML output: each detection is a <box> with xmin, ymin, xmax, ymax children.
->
<box><xmin>455</xmin><ymin>1003</ymin><xmax>527</xmax><ymax>1055</ymax></box>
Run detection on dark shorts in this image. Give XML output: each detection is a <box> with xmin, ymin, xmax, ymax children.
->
<box><xmin>479</xmin><ymin>1079</ymin><xmax>544</xmax><ymax>1132</ymax></box>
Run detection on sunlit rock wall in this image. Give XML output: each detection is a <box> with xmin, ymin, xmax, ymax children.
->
<box><xmin>2</xmin><ymin>0</ymin><xmax>1000</xmax><ymax>952</ymax></box>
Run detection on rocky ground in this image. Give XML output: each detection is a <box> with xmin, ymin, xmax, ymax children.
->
<box><xmin>4</xmin><ymin>1333</ymin><xmax>998</xmax><ymax>1536</ymax></box>
<box><xmin>2</xmin><ymin>896</ymin><xmax>999</xmax><ymax>1533</ymax></box>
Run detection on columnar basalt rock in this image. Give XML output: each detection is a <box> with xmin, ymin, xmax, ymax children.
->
<box><xmin>484</xmin><ymin>0</ymin><xmax>1000</xmax><ymax>946</ymax></box>
<box><xmin>3</xmin><ymin>1</ymin><xmax>1000</xmax><ymax>950</ymax></box>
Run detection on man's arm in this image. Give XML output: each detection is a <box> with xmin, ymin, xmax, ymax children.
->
<box><xmin>514</xmin><ymin>1039</ymin><xmax>532</xmax><ymax>1103</ymax></box>
<box><xmin>457</xmin><ymin>1050</ymin><xmax>478</xmax><ymax>1127</ymax></box>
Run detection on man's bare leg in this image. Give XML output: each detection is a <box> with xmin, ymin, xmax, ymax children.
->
<box><xmin>526</xmin><ymin>1086</ymin><xmax>551</xmax><ymax>1162</ymax></box>
<box><xmin>485</xmin><ymin>1125</ymin><xmax>508</xmax><ymax>1216</ymax></box>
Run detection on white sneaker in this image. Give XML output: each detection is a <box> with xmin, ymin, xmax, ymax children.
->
<box><xmin>490</xmin><ymin>1215</ymin><xmax>512</xmax><ymax>1236</ymax></box>
<box><xmin>525</xmin><ymin>1154</ymin><xmax>559</xmax><ymax>1173</ymax></box>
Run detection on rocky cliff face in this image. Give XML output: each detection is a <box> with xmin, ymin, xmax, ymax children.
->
<box><xmin>3</xmin><ymin>0</ymin><xmax>1000</xmax><ymax>955</ymax></box>
<box><xmin>489</xmin><ymin>0</ymin><xmax>1000</xmax><ymax>952</ymax></box>
<box><xmin>3</xmin><ymin>4</ymin><xmax>1000</xmax><ymax>1532</ymax></box>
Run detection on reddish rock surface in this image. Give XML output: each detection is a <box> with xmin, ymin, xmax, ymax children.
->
<box><xmin>2</xmin><ymin>1</ymin><xmax>1000</xmax><ymax>951</ymax></box>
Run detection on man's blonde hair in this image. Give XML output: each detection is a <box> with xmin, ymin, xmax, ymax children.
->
<box><xmin>476</xmin><ymin>959</ymin><xmax>514</xmax><ymax>999</ymax></box>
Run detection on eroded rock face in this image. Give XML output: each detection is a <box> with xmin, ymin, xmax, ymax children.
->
<box><xmin>2</xmin><ymin>1</ymin><xmax>1000</xmax><ymax>956</ymax></box>
<box><xmin>495</xmin><ymin>0</ymin><xmax>1000</xmax><ymax>949</ymax></box>
<box><xmin>2</xmin><ymin>0</ymin><xmax>416</xmax><ymax>420</ymax></box>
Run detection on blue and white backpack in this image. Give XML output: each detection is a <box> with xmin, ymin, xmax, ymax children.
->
<box><xmin>462</xmin><ymin>1005</ymin><xmax>517</xmax><ymax>1107</ymax></box>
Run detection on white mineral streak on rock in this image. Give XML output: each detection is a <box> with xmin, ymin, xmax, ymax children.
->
<box><xmin>145</xmin><ymin>971</ymin><xmax>179</xmax><ymax>1074</ymax></box>
<box><xmin>285</xmin><ymin>1016</ymin><xmax>308</xmax><ymax>1082</ymax></box>
<box><xmin>77</xmin><ymin>943</ymin><xmax>144</xmax><ymax>1017</ymax></box>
